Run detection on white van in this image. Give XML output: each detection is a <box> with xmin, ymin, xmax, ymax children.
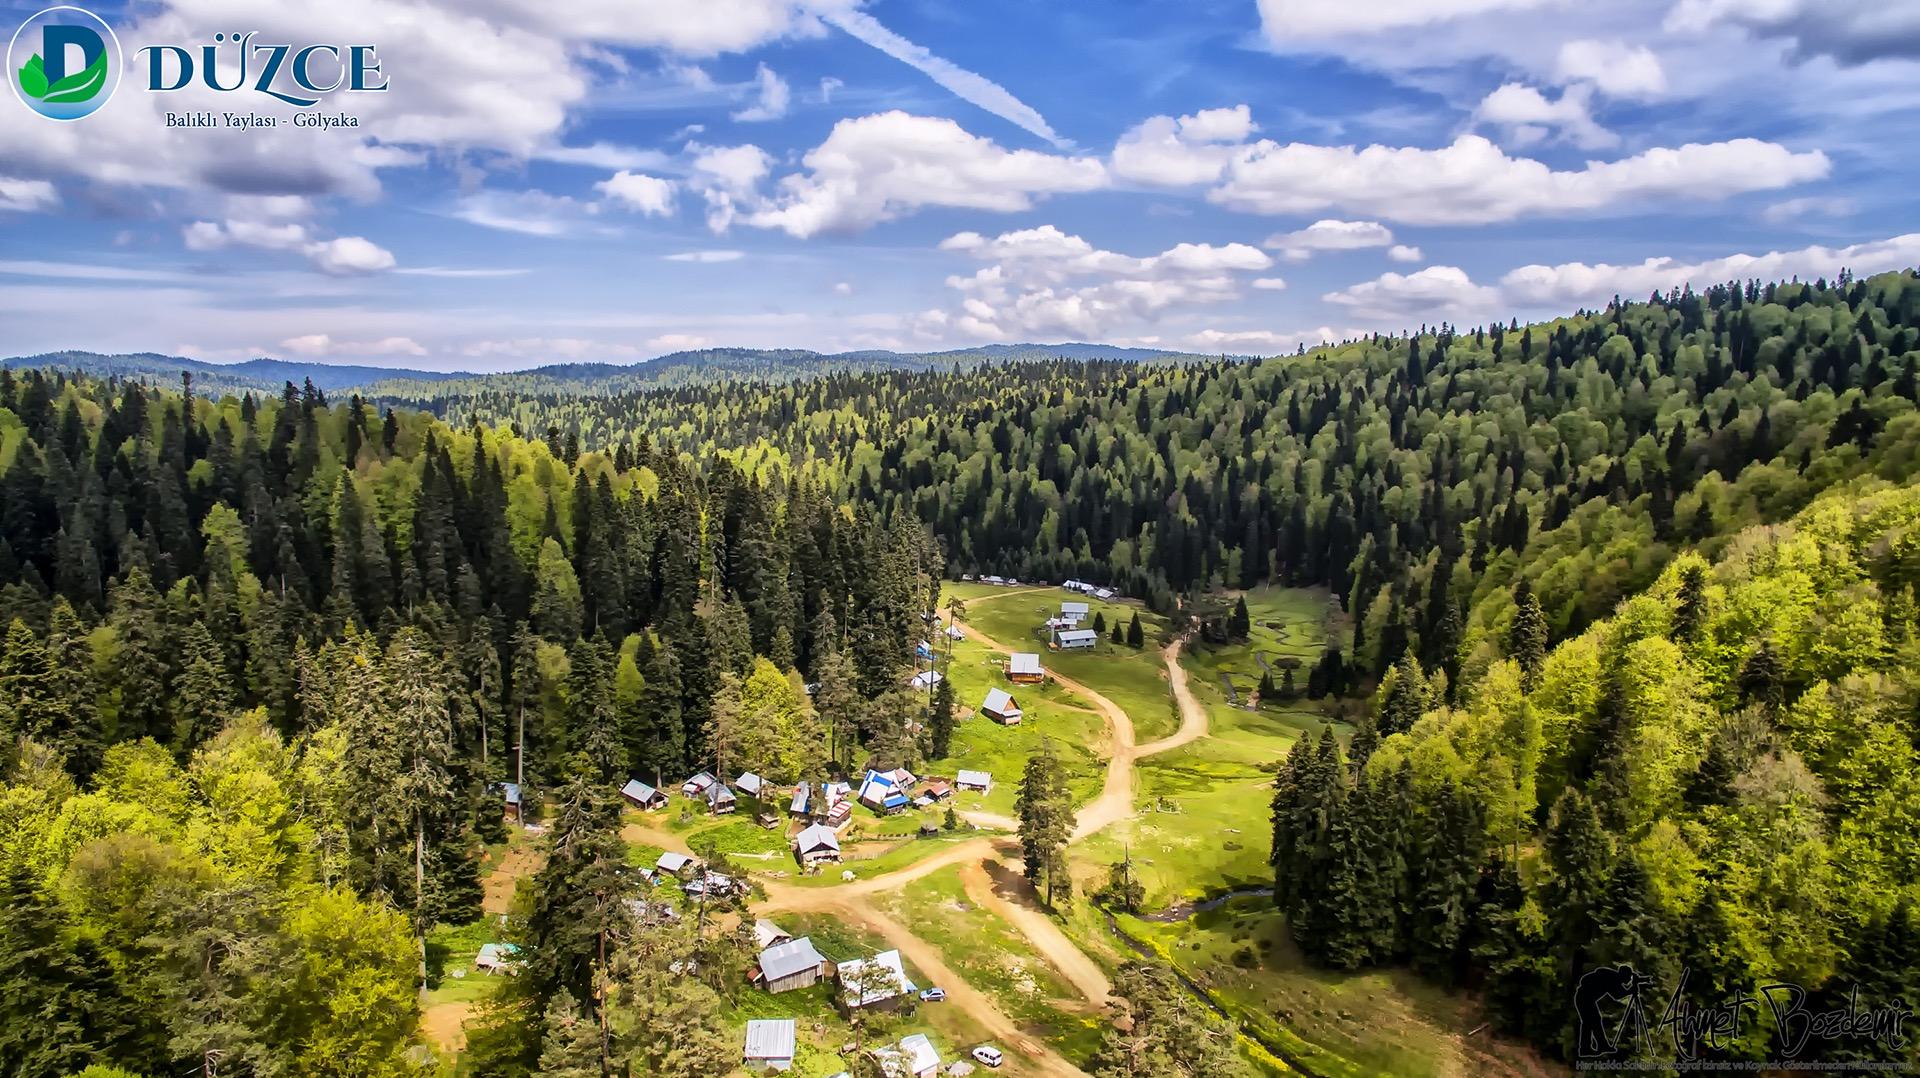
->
<box><xmin>971</xmin><ymin>1046</ymin><xmax>1004</xmax><ymax>1068</ymax></box>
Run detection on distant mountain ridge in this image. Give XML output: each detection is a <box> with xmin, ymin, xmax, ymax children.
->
<box><xmin>1</xmin><ymin>342</ymin><xmax>1210</xmax><ymax>399</ymax></box>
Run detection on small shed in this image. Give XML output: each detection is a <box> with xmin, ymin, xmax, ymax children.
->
<box><xmin>835</xmin><ymin>949</ymin><xmax>916</xmax><ymax>1014</ymax></box>
<box><xmin>1007</xmin><ymin>653</ymin><xmax>1045</xmax><ymax>683</ymax></box>
<box><xmin>657</xmin><ymin>851</ymin><xmax>695</xmax><ymax>877</ymax></box>
<box><xmin>795</xmin><ymin>822</ymin><xmax>843</xmax><ymax>866</ymax></box>
<box><xmin>621</xmin><ymin>779</ymin><xmax>667</xmax><ymax>810</ymax></box>
<box><xmin>754</xmin><ymin>937</ymin><xmax>828</xmax><ymax>994</ymax></box>
<box><xmin>735</xmin><ymin>772</ymin><xmax>766</xmax><ymax>798</ymax></box>
<box><xmin>1057</xmin><ymin>628</ymin><xmax>1099</xmax><ymax>650</ymax></box>
<box><xmin>682</xmin><ymin>772</ymin><xmax>716</xmax><ymax>798</ymax></box>
<box><xmin>898</xmin><ymin>1034</ymin><xmax>941</xmax><ymax>1078</ymax></box>
<box><xmin>943</xmin><ymin>623</ymin><xmax>966</xmax><ymax>640</ymax></box>
<box><xmin>474</xmin><ymin>942</ymin><xmax>521</xmax><ymax>974</ymax></box>
<box><xmin>956</xmin><ymin>769</ymin><xmax>992</xmax><ymax>792</ymax></box>
<box><xmin>706</xmin><ymin>782</ymin><xmax>739</xmax><ymax>815</ymax></box>
<box><xmin>755</xmin><ymin>919</ymin><xmax>794</xmax><ymax>950</ymax></box>
<box><xmin>908</xmin><ymin>670</ymin><xmax>945</xmax><ymax>691</ymax></box>
<box><xmin>980</xmin><ymin>688</ymin><xmax>1022</xmax><ymax>724</ymax></box>
<box><xmin>922</xmin><ymin>779</ymin><xmax>952</xmax><ymax>801</ymax></box>
<box><xmin>1093</xmin><ymin>587</ymin><xmax>1115</xmax><ymax>600</ymax></box>
<box><xmin>744</xmin><ymin>1019</ymin><xmax>797</xmax><ymax>1071</ymax></box>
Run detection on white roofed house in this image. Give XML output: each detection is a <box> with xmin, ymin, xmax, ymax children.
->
<box><xmin>980</xmin><ymin>688</ymin><xmax>1022</xmax><ymax>725</ymax></box>
<box><xmin>1056</xmin><ymin>628</ymin><xmax>1099</xmax><ymax>650</ymax></box>
<box><xmin>754</xmin><ymin>919</ymin><xmax>793</xmax><ymax>950</ymax></box>
<box><xmin>835</xmin><ymin>949</ymin><xmax>916</xmax><ymax>1014</ymax></box>
<box><xmin>1060</xmin><ymin>601</ymin><xmax>1090</xmax><ymax>621</ymax></box>
<box><xmin>705</xmin><ymin>781</ymin><xmax>738</xmax><ymax>815</ymax></box>
<box><xmin>620</xmin><ymin>778</ymin><xmax>667</xmax><ymax>810</ymax></box>
<box><xmin>682</xmin><ymin>772</ymin><xmax>716</xmax><ymax>798</ymax></box>
<box><xmin>752</xmin><ymin>937</ymin><xmax>828</xmax><ymax>994</ymax></box>
<box><xmin>735</xmin><ymin>772</ymin><xmax>766</xmax><ymax>798</ymax></box>
<box><xmin>744</xmin><ymin>1018</ymin><xmax>797</xmax><ymax>1071</ymax></box>
<box><xmin>897</xmin><ymin>1034</ymin><xmax>941</xmax><ymax>1078</ymax></box>
<box><xmin>794</xmin><ymin>822</ymin><xmax>842</xmax><ymax>866</ymax></box>
<box><xmin>956</xmin><ymin>769</ymin><xmax>992</xmax><ymax>792</ymax></box>
<box><xmin>1093</xmin><ymin>587</ymin><xmax>1115</xmax><ymax>600</ymax></box>
<box><xmin>789</xmin><ymin>782</ymin><xmax>812</xmax><ymax>818</ymax></box>
<box><xmin>907</xmin><ymin>669</ymin><xmax>944</xmax><ymax>691</ymax></box>
<box><xmin>656</xmin><ymin>851</ymin><xmax>695</xmax><ymax>877</ymax></box>
<box><xmin>1007</xmin><ymin>652</ymin><xmax>1045</xmax><ymax>683</ymax></box>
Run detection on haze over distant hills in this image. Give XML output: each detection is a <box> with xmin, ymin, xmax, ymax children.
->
<box><xmin>1</xmin><ymin>342</ymin><xmax>1211</xmax><ymax>399</ymax></box>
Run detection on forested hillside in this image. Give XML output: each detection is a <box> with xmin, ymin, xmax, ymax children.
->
<box><xmin>1</xmin><ymin>267</ymin><xmax>1918</xmax><ymax>1072</ymax></box>
<box><xmin>0</xmin><ymin>373</ymin><xmax>942</xmax><ymax>1073</ymax></box>
<box><xmin>1272</xmin><ymin>480</ymin><xmax>1920</xmax><ymax>1064</ymax></box>
<box><xmin>416</xmin><ymin>271</ymin><xmax>1920</xmax><ymax>687</ymax></box>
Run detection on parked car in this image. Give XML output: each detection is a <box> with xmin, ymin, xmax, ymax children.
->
<box><xmin>971</xmin><ymin>1046</ymin><xmax>1004</xmax><ymax>1068</ymax></box>
<box><xmin>919</xmin><ymin>986</ymin><xmax>946</xmax><ymax>1002</ymax></box>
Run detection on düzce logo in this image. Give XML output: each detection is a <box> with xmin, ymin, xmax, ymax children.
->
<box><xmin>10</xmin><ymin>5</ymin><xmax>121</xmax><ymax>120</ymax></box>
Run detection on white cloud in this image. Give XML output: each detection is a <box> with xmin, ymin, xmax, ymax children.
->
<box><xmin>834</xmin><ymin>281</ymin><xmax>855</xmax><ymax>295</ymax></box>
<box><xmin>820</xmin><ymin>8</ymin><xmax>1067</xmax><ymax>147</ymax></box>
<box><xmin>1555</xmin><ymin>40</ymin><xmax>1667</xmax><ymax>98</ymax></box>
<box><xmin>0</xmin><ymin>177</ymin><xmax>58</xmax><ymax>213</ymax></box>
<box><xmin>183</xmin><ymin>218</ymin><xmax>394</xmax><ymax>275</ymax></box>
<box><xmin>1265</xmin><ymin>219</ymin><xmax>1395</xmax><ymax>260</ymax></box>
<box><xmin>1323</xmin><ymin>265</ymin><xmax>1499</xmax><ymax>319</ymax></box>
<box><xmin>818</xmin><ymin>76</ymin><xmax>845</xmax><ymax>103</ymax></box>
<box><xmin>647</xmin><ymin>333</ymin><xmax>714</xmax><ymax>351</ymax></box>
<box><xmin>1388</xmin><ymin>244</ymin><xmax>1424</xmax><ymax>263</ymax></box>
<box><xmin>745</xmin><ymin>112</ymin><xmax>1107</xmax><ymax>238</ymax></box>
<box><xmin>1473</xmin><ymin>83</ymin><xmax>1617</xmax><ymax>150</ymax></box>
<box><xmin>451</xmin><ymin>189</ymin><xmax>594</xmax><ymax>236</ymax></box>
<box><xmin>1202</xmin><ymin>130</ymin><xmax>1830</xmax><ymax>225</ymax></box>
<box><xmin>927</xmin><ymin>224</ymin><xmax>1273</xmax><ymax>340</ymax></box>
<box><xmin>307</xmin><ymin>237</ymin><xmax>399</xmax><ymax>276</ymax></box>
<box><xmin>280</xmin><ymin>333</ymin><xmax>426</xmax><ymax>357</ymax></box>
<box><xmin>539</xmin><ymin>142</ymin><xmax>676</xmax><ymax>171</ymax></box>
<box><xmin>597</xmin><ymin>171</ymin><xmax>678</xmax><ymax>216</ymax></box>
<box><xmin>692</xmin><ymin>145</ymin><xmax>774</xmax><ymax>193</ymax></box>
<box><xmin>1499</xmin><ymin>233</ymin><xmax>1920</xmax><ymax>309</ymax></box>
<box><xmin>1255</xmin><ymin>0</ymin><xmax>1547</xmax><ymax>39</ymax></box>
<box><xmin>1665</xmin><ymin>0</ymin><xmax>1920</xmax><ymax>65</ymax></box>
<box><xmin>1251</xmin><ymin>277</ymin><xmax>1289</xmax><ymax>290</ymax></box>
<box><xmin>663</xmin><ymin>250</ymin><xmax>746</xmax><ymax>262</ymax></box>
<box><xmin>731</xmin><ymin>63</ymin><xmax>792</xmax><ymax>122</ymax></box>
<box><xmin>1760</xmin><ymin>196</ymin><xmax>1856</xmax><ymax>225</ymax></box>
<box><xmin>1111</xmin><ymin>106</ymin><xmax>1257</xmax><ymax>187</ymax></box>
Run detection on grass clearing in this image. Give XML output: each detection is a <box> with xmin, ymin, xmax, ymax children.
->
<box><xmin>921</xmin><ymin>630</ymin><xmax>1108</xmax><ymax>819</ymax></box>
<box><xmin>1115</xmin><ymin>898</ymin><xmax>1551</xmax><ymax>1078</ymax></box>
<box><xmin>951</xmin><ymin>586</ymin><xmax>1182</xmax><ymax>743</ymax></box>
<box><xmin>873</xmin><ymin>865</ymin><xmax>1106</xmax><ymax>1064</ymax></box>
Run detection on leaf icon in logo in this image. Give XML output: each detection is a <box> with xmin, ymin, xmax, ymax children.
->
<box><xmin>42</xmin><ymin>47</ymin><xmax>106</xmax><ymax>103</ymax></box>
<box><xmin>17</xmin><ymin>53</ymin><xmax>49</xmax><ymax>100</ymax></box>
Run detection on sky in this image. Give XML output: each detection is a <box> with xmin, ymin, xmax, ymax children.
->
<box><xmin>2</xmin><ymin>0</ymin><xmax>1919</xmax><ymax>371</ymax></box>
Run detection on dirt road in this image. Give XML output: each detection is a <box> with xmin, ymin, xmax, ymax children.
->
<box><xmin>830</xmin><ymin>899</ymin><xmax>1090</xmax><ymax>1078</ymax></box>
<box><xmin>962</xmin><ymin>858</ymin><xmax>1114</xmax><ymax>1007</ymax></box>
<box><xmin>1138</xmin><ymin>636</ymin><xmax>1208</xmax><ymax>757</ymax></box>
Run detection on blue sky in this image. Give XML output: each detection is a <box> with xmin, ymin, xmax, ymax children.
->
<box><xmin>2</xmin><ymin>0</ymin><xmax>1918</xmax><ymax>370</ymax></box>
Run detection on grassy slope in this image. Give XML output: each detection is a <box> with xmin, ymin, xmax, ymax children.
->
<box><xmin>872</xmin><ymin>865</ymin><xmax>1106</xmax><ymax>1064</ymax></box>
<box><xmin>954</xmin><ymin>587</ymin><xmax>1181</xmax><ymax>743</ymax></box>
<box><xmin>1118</xmin><ymin>899</ymin><xmax>1552</xmax><ymax>1078</ymax></box>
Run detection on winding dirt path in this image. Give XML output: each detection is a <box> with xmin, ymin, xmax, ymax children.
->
<box><xmin>734</xmin><ymin>587</ymin><xmax>1213</xmax><ymax>1078</ymax></box>
<box><xmin>962</xmin><ymin>858</ymin><xmax>1114</xmax><ymax>1007</ymax></box>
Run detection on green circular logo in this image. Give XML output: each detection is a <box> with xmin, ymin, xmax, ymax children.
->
<box><xmin>10</xmin><ymin>6</ymin><xmax>121</xmax><ymax>121</ymax></box>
